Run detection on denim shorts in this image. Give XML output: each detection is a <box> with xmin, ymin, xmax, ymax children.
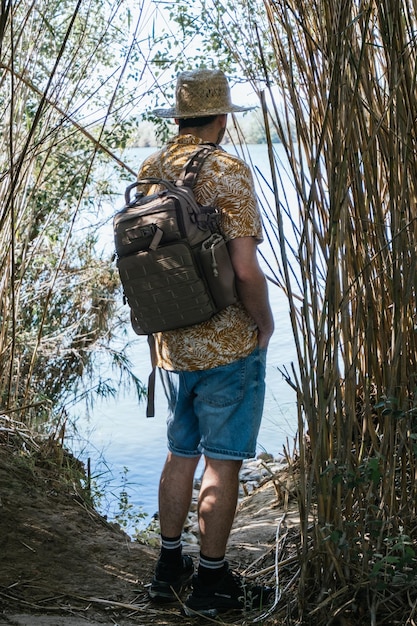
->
<box><xmin>165</xmin><ymin>346</ymin><xmax>267</xmax><ymax>460</ymax></box>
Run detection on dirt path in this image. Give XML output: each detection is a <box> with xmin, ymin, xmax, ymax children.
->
<box><xmin>0</xmin><ymin>433</ymin><xmax>299</xmax><ymax>625</ymax></box>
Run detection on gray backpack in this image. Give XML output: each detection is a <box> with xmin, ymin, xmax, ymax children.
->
<box><xmin>114</xmin><ymin>145</ymin><xmax>237</xmax><ymax>335</ymax></box>
<box><xmin>113</xmin><ymin>146</ymin><xmax>237</xmax><ymax>415</ymax></box>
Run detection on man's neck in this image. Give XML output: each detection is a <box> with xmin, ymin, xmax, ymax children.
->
<box><xmin>177</xmin><ymin>115</ymin><xmax>227</xmax><ymax>145</ymax></box>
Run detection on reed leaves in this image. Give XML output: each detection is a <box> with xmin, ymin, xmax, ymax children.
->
<box><xmin>256</xmin><ymin>0</ymin><xmax>417</xmax><ymax>620</ymax></box>
<box><xmin>243</xmin><ymin>0</ymin><xmax>417</xmax><ymax>618</ymax></box>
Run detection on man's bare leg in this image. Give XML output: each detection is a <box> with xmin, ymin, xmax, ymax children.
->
<box><xmin>198</xmin><ymin>457</ymin><xmax>242</xmax><ymax>558</ymax></box>
<box><xmin>158</xmin><ymin>452</ymin><xmax>201</xmax><ymax>537</ymax></box>
<box><xmin>184</xmin><ymin>457</ymin><xmax>273</xmax><ymax>616</ymax></box>
<box><xmin>149</xmin><ymin>453</ymin><xmax>199</xmax><ymax>601</ymax></box>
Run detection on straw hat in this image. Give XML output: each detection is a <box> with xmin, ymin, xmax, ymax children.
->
<box><xmin>152</xmin><ymin>68</ymin><xmax>255</xmax><ymax>118</ymax></box>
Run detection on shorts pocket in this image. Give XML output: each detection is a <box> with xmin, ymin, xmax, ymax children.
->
<box><xmin>198</xmin><ymin>358</ymin><xmax>246</xmax><ymax>408</ymax></box>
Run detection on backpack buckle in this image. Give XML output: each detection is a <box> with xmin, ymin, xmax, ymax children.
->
<box><xmin>149</xmin><ymin>226</ymin><xmax>163</xmax><ymax>251</ymax></box>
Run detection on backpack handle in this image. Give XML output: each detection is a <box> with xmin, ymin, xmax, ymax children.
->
<box><xmin>124</xmin><ymin>178</ymin><xmax>177</xmax><ymax>205</ymax></box>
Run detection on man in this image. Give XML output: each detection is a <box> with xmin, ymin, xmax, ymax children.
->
<box><xmin>139</xmin><ymin>68</ymin><xmax>274</xmax><ymax>618</ymax></box>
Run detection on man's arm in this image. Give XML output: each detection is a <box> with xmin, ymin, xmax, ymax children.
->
<box><xmin>228</xmin><ymin>236</ymin><xmax>274</xmax><ymax>349</ymax></box>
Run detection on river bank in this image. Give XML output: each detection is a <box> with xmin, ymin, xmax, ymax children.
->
<box><xmin>0</xmin><ymin>417</ymin><xmax>300</xmax><ymax>626</ymax></box>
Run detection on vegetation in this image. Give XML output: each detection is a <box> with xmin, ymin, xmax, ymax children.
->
<box><xmin>129</xmin><ymin>110</ymin><xmax>281</xmax><ymax>146</ymax></box>
<box><xmin>0</xmin><ymin>0</ymin><xmax>149</xmax><ymax>430</ymax></box>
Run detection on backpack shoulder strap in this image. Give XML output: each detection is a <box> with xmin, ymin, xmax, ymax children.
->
<box><xmin>178</xmin><ymin>144</ymin><xmax>218</xmax><ymax>188</ymax></box>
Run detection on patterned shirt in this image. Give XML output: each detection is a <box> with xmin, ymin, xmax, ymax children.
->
<box><xmin>138</xmin><ymin>134</ymin><xmax>263</xmax><ymax>371</ymax></box>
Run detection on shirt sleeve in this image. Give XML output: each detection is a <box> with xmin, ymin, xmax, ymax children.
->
<box><xmin>217</xmin><ymin>158</ymin><xmax>262</xmax><ymax>242</ymax></box>
<box><xmin>137</xmin><ymin>152</ymin><xmax>162</xmax><ymax>195</ymax></box>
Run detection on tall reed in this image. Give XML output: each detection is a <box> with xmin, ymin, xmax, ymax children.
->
<box><xmin>253</xmin><ymin>0</ymin><xmax>417</xmax><ymax>621</ymax></box>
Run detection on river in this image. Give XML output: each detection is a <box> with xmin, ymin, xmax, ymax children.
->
<box><xmin>70</xmin><ymin>143</ymin><xmax>299</xmax><ymax>530</ymax></box>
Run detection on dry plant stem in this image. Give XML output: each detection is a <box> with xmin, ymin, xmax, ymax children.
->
<box><xmin>0</xmin><ymin>63</ymin><xmax>137</xmax><ymax>177</ymax></box>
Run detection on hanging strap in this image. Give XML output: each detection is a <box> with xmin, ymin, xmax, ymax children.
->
<box><xmin>146</xmin><ymin>334</ymin><xmax>157</xmax><ymax>418</ymax></box>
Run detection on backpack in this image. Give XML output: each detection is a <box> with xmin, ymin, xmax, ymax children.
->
<box><xmin>114</xmin><ymin>145</ymin><xmax>237</xmax><ymax>334</ymax></box>
<box><xmin>113</xmin><ymin>145</ymin><xmax>237</xmax><ymax>415</ymax></box>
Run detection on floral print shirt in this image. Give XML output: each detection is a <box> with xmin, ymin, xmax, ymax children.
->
<box><xmin>137</xmin><ymin>134</ymin><xmax>263</xmax><ymax>371</ymax></box>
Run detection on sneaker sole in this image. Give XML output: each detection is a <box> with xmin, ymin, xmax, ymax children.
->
<box><xmin>184</xmin><ymin>592</ymin><xmax>273</xmax><ymax>616</ymax></box>
<box><xmin>149</xmin><ymin>576</ymin><xmax>193</xmax><ymax>602</ymax></box>
<box><xmin>183</xmin><ymin>605</ymin><xmax>219</xmax><ymax>618</ymax></box>
<box><xmin>148</xmin><ymin>589</ymin><xmax>180</xmax><ymax>603</ymax></box>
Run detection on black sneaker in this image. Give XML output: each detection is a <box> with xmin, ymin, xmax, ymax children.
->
<box><xmin>149</xmin><ymin>555</ymin><xmax>194</xmax><ymax>602</ymax></box>
<box><xmin>184</xmin><ymin>563</ymin><xmax>274</xmax><ymax>617</ymax></box>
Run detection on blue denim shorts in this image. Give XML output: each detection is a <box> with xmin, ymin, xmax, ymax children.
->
<box><xmin>165</xmin><ymin>346</ymin><xmax>267</xmax><ymax>460</ymax></box>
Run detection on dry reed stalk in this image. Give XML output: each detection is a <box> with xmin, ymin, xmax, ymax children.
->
<box><xmin>245</xmin><ymin>0</ymin><xmax>417</xmax><ymax>617</ymax></box>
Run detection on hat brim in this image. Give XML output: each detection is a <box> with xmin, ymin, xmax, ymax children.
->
<box><xmin>152</xmin><ymin>103</ymin><xmax>256</xmax><ymax>119</ymax></box>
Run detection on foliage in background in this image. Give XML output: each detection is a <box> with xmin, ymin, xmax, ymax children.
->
<box><xmin>0</xmin><ymin>0</ymin><xmax>157</xmax><ymax>427</ymax></box>
<box><xmin>130</xmin><ymin>109</ymin><xmax>281</xmax><ymax>146</ymax></box>
<box><xmin>149</xmin><ymin>0</ymin><xmax>417</xmax><ymax>623</ymax></box>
